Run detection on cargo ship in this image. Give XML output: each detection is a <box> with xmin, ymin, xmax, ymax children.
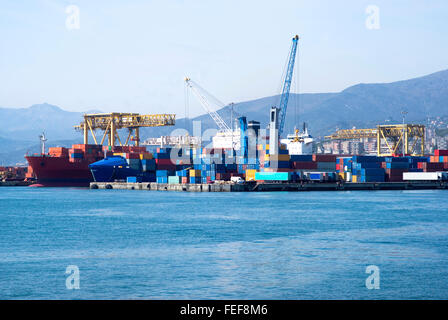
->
<box><xmin>25</xmin><ymin>144</ymin><xmax>105</xmax><ymax>187</ymax></box>
<box><xmin>89</xmin><ymin>155</ymin><xmax>156</xmax><ymax>182</ymax></box>
<box><xmin>25</xmin><ymin>144</ymin><xmax>149</xmax><ymax>187</ymax></box>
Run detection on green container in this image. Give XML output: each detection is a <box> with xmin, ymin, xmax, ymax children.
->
<box><xmin>255</xmin><ymin>172</ymin><xmax>290</xmax><ymax>181</ymax></box>
<box><xmin>168</xmin><ymin>176</ymin><xmax>181</xmax><ymax>184</ymax></box>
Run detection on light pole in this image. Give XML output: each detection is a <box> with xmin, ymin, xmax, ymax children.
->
<box><xmin>401</xmin><ymin>110</ymin><xmax>408</xmax><ymax>156</ymax></box>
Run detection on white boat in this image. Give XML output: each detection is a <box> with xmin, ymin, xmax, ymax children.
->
<box><xmin>280</xmin><ymin>126</ymin><xmax>314</xmax><ymax>155</ymax></box>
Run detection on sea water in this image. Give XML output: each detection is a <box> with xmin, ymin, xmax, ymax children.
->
<box><xmin>1</xmin><ymin>187</ymin><xmax>447</xmax><ymax>299</ymax></box>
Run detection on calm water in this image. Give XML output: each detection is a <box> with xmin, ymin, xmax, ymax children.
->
<box><xmin>1</xmin><ymin>187</ymin><xmax>448</xmax><ymax>299</ymax></box>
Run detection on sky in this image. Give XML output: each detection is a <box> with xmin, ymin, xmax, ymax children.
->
<box><xmin>0</xmin><ymin>0</ymin><xmax>447</xmax><ymax>117</ymax></box>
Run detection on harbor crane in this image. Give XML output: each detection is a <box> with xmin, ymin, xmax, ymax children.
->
<box><xmin>74</xmin><ymin>112</ymin><xmax>176</xmax><ymax>147</ymax></box>
<box><xmin>270</xmin><ymin>35</ymin><xmax>299</xmax><ymax>155</ymax></box>
<box><xmin>184</xmin><ymin>77</ymin><xmax>232</xmax><ymax>133</ymax></box>
<box><xmin>325</xmin><ymin>124</ymin><xmax>425</xmax><ymax>156</ymax></box>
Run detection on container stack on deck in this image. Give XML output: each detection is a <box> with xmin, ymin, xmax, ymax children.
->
<box><xmin>95</xmin><ymin>140</ymin><xmax>448</xmax><ymax>185</ymax></box>
<box><xmin>336</xmin><ymin>150</ymin><xmax>448</xmax><ymax>183</ymax></box>
<box><xmin>68</xmin><ymin>144</ymin><xmax>105</xmax><ymax>163</ymax></box>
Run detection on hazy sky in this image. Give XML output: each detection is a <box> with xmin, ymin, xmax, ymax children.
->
<box><xmin>1</xmin><ymin>0</ymin><xmax>447</xmax><ymax>117</ymax></box>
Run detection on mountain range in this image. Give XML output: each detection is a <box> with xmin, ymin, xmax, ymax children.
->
<box><xmin>1</xmin><ymin>69</ymin><xmax>448</xmax><ymax>166</ymax></box>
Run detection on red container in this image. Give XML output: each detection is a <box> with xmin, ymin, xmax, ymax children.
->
<box><xmin>385</xmin><ymin>168</ymin><xmax>407</xmax><ymax>182</ymax></box>
<box><xmin>419</xmin><ymin>162</ymin><xmax>444</xmax><ymax>171</ymax></box>
<box><xmin>291</xmin><ymin>161</ymin><xmax>318</xmax><ymax>170</ymax></box>
<box><xmin>216</xmin><ymin>173</ymin><xmax>231</xmax><ymax>180</ymax></box>
<box><xmin>435</xmin><ymin>150</ymin><xmax>448</xmax><ymax>156</ymax></box>
<box><xmin>156</xmin><ymin>164</ymin><xmax>176</xmax><ymax>170</ymax></box>
<box><xmin>155</xmin><ymin>158</ymin><xmax>175</xmax><ymax>165</ymax></box>
<box><xmin>275</xmin><ymin>168</ymin><xmax>293</xmax><ymax>172</ymax></box>
<box><xmin>125</xmin><ymin>153</ymin><xmax>140</xmax><ymax>159</ymax></box>
<box><xmin>312</xmin><ymin>154</ymin><xmax>336</xmax><ymax>162</ymax></box>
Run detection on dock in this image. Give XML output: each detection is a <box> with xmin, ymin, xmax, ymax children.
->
<box><xmin>0</xmin><ymin>181</ymin><xmax>32</xmax><ymax>187</ymax></box>
<box><xmin>90</xmin><ymin>181</ymin><xmax>448</xmax><ymax>192</ymax></box>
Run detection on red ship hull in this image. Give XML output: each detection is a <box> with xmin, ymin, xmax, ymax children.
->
<box><xmin>25</xmin><ymin>144</ymin><xmax>146</xmax><ymax>187</ymax></box>
<box><xmin>25</xmin><ymin>155</ymin><xmax>94</xmax><ymax>187</ymax></box>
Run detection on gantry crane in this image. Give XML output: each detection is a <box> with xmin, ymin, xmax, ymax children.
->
<box><xmin>325</xmin><ymin>124</ymin><xmax>425</xmax><ymax>156</ymax></box>
<box><xmin>184</xmin><ymin>77</ymin><xmax>231</xmax><ymax>133</ymax></box>
<box><xmin>74</xmin><ymin>112</ymin><xmax>175</xmax><ymax>147</ymax></box>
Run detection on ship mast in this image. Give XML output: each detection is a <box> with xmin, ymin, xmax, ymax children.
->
<box><xmin>39</xmin><ymin>132</ymin><xmax>47</xmax><ymax>155</ymax></box>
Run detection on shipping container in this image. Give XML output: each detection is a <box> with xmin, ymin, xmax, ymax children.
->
<box><xmin>168</xmin><ymin>176</ymin><xmax>181</xmax><ymax>184</ymax></box>
<box><xmin>403</xmin><ymin>172</ymin><xmax>447</xmax><ymax>181</ymax></box>
<box><xmin>255</xmin><ymin>172</ymin><xmax>290</xmax><ymax>181</ymax></box>
<box><xmin>312</xmin><ymin>154</ymin><xmax>336</xmax><ymax>162</ymax></box>
<box><xmin>127</xmin><ymin>176</ymin><xmax>142</xmax><ymax>183</ymax></box>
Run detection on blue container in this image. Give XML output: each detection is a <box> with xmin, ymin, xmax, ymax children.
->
<box><xmin>352</xmin><ymin>156</ymin><xmax>384</xmax><ymax>163</ymax></box>
<box><xmin>290</xmin><ymin>155</ymin><xmax>313</xmax><ymax>162</ymax></box>
<box><xmin>189</xmin><ymin>177</ymin><xmax>200</xmax><ymax>184</ymax></box>
<box><xmin>156</xmin><ymin>176</ymin><xmax>168</xmax><ymax>184</ymax></box>
<box><xmin>355</xmin><ymin>162</ymin><xmax>381</xmax><ymax>169</ymax></box>
<box><xmin>385</xmin><ymin>157</ymin><xmax>409</xmax><ymax>163</ymax></box>
<box><xmin>70</xmin><ymin>153</ymin><xmax>83</xmax><ymax>159</ymax></box>
<box><xmin>308</xmin><ymin>173</ymin><xmax>323</xmax><ymax>181</ymax></box>
<box><xmin>154</xmin><ymin>152</ymin><xmax>170</xmax><ymax>159</ymax></box>
<box><xmin>361</xmin><ymin>168</ymin><xmax>385</xmax><ymax>176</ymax></box>
<box><xmin>141</xmin><ymin>159</ymin><xmax>156</xmax><ymax>172</ymax></box>
<box><xmin>156</xmin><ymin>170</ymin><xmax>168</xmax><ymax>177</ymax></box>
<box><xmin>255</xmin><ymin>172</ymin><xmax>290</xmax><ymax>181</ymax></box>
<box><xmin>269</xmin><ymin>161</ymin><xmax>290</xmax><ymax>169</ymax></box>
<box><xmin>386</xmin><ymin>162</ymin><xmax>409</xmax><ymax>169</ymax></box>
<box><xmin>359</xmin><ymin>175</ymin><xmax>385</xmax><ymax>182</ymax></box>
<box><xmin>127</xmin><ymin>176</ymin><xmax>143</xmax><ymax>183</ymax></box>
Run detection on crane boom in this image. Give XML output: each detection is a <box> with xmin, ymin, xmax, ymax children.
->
<box><xmin>277</xmin><ymin>35</ymin><xmax>299</xmax><ymax>136</ymax></box>
<box><xmin>184</xmin><ymin>78</ymin><xmax>231</xmax><ymax>132</ymax></box>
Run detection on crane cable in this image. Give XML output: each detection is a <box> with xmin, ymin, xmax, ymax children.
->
<box><xmin>184</xmin><ymin>82</ymin><xmax>190</xmax><ymax>133</ymax></box>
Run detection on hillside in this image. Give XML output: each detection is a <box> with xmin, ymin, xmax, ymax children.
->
<box><xmin>0</xmin><ymin>103</ymin><xmax>101</xmax><ymax>141</ymax></box>
<box><xmin>142</xmin><ymin>69</ymin><xmax>448</xmax><ymax>138</ymax></box>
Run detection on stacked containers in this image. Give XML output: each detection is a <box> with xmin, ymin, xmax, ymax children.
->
<box><xmin>189</xmin><ymin>169</ymin><xmax>201</xmax><ymax>184</ymax></box>
<box><xmin>156</xmin><ymin>170</ymin><xmax>170</xmax><ymax>184</ymax></box>
<box><xmin>290</xmin><ymin>155</ymin><xmax>316</xmax><ymax>170</ymax></box>
<box><xmin>154</xmin><ymin>147</ymin><xmax>176</xmax><ymax>171</ymax></box>
<box><xmin>49</xmin><ymin>147</ymin><xmax>69</xmax><ymax>158</ymax></box>
<box><xmin>384</xmin><ymin>157</ymin><xmax>409</xmax><ymax>182</ymax></box>
<box><xmin>313</xmin><ymin>154</ymin><xmax>337</xmax><ymax>171</ymax></box>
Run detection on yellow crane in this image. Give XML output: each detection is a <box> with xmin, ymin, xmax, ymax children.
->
<box><xmin>75</xmin><ymin>112</ymin><xmax>175</xmax><ymax>147</ymax></box>
<box><xmin>325</xmin><ymin>124</ymin><xmax>425</xmax><ymax>156</ymax></box>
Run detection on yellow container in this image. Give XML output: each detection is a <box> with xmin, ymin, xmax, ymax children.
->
<box><xmin>269</xmin><ymin>154</ymin><xmax>290</xmax><ymax>162</ymax></box>
<box><xmin>139</xmin><ymin>153</ymin><xmax>153</xmax><ymax>160</ymax></box>
<box><xmin>245</xmin><ymin>169</ymin><xmax>257</xmax><ymax>181</ymax></box>
<box><xmin>352</xmin><ymin>175</ymin><xmax>358</xmax><ymax>183</ymax></box>
<box><xmin>189</xmin><ymin>169</ymin><xmax>201</xmax><ymax>177</ymax></box>
<box><xmin>266</xmin><ymin>144</ymin><xmax>269</xmax><ymax>150</ymax></box>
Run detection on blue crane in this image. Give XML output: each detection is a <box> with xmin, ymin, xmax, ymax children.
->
<box><xmin>277</xmin><ymin>35</ymin><xmax>299</xmax><ymax>137</ymax></box>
